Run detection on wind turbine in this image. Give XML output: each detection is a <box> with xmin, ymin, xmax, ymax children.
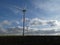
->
<box><xmin>15</xmin><ymin>6</ymin><xmax>27</xmax><ymax>36</ymax></box>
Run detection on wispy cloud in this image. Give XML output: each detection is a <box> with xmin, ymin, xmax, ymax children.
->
<box><xmin>33</xmin><ymin>0</ymin><xmax>60</xmax><ymax>20</ymax></box>
<box><xmin>34</xmin><ymin>0</ymin><xmax>60</xmax><ymax>12</ymax></box>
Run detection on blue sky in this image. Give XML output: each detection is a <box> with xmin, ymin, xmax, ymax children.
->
<box><xmin>0</xmin><ymin>0</ymin><xmax>50</xmax><ymax>21</ymax></box>
<box><xmin>0</xmin><ymin>0</ymin><xmax>44</xmax><ymax>27</ymax></box>
<box><xmin>1</xmin><ymin>0</ymin><xmax>60</xmax><ymax>35</ymax></box>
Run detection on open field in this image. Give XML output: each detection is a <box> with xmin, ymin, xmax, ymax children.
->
<box><xmin>0</xmin><ymin>36</ymin><xmax>59</xmax><ymax>45</ymax></box>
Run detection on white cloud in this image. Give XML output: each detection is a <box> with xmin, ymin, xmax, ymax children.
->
<box><xmin>0</xmin><ymin>20</ymin><xmax>19</xmax><ymax>29</ymax></box>
<box><xmin>34</xmin><ymin>0</ymin><xmax>60</xmax><ymax>12</ymax></box>
<box><xmin>17</xmin><ymin>26</ymin><xmax>23</xmax><ymax>28</ymax></box>
<box><xmin>0</xmin><ymin>20</ymin><xmax>12</xmax><ymax>33</ymax></box>
<box><xmin>30</xmin><ymin>18</ymin><xmax>60</xmax><ymax>26</ymax></box>
<box><xmin>16</xmin><ymin>21</ymin><xmax>20</xmax><ymax>24</ymax></box>
<box><xmin>0</xmin><ymin>18</ymin><xmax>60</xmax><ymax>35</ymax></box>
<box><xmin>47</xmin><ymin>20</ymin><xmax>60</xmax><ymax>27</ymax></box>
<box><xmin>29</xmin><ymin>18</ymin><xmax>60</xmax><ymax>31</ymax></box>
<box><xmin>1</xmin><ymin>20</ymin><xmax>11</xmax><ymax>26</ymax></box>
<box><xmin>30</xmin><ymin>18</ymin><xmax>47</xmax><ymax>26</ymax></box>
<box><xmin>3</xmin><ymin>20</ymin><xmax>10</xmax><ymax>25</ymax></box>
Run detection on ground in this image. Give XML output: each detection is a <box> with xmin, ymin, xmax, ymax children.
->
<box><xmin>0</xmin><ymin>36</ymin><xmax>59</xmax><ymax>45</ymax></box>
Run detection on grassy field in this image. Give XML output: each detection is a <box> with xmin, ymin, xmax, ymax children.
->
<box><xmin>0</xmin><ymin>36</ymin><xmax>59</xmax><ymax>45</ymax></box>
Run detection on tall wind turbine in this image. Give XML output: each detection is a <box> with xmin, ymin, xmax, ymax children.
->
<box><xmin>15</xmin><ymin>6</ymin><xmax>27</xmax><ymax>36</ymax></box>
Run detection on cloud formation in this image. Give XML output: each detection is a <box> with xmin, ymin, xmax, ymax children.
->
<box><xmin>0</xmin><ymin>18</ymin><xmax>60</xmax><ymax>35</ymax></box>
<box><xmin>2</xmin><ymin>20</ymin><xmax>11</xmax><ymax>25</ymax></box>
<box><xmin>29</xmin><ymin>18</ymin><xmax>60</xmax><ymax>31</ymax></box>
<box><xmin>30</xmin><ymin>18</ymin><xmax>47</xmax><ymax>26</ymax></box>
<box><xmin>30</xmin><ymin>18</ymin><xmax>60</xmax><ymax>26</ymax></box>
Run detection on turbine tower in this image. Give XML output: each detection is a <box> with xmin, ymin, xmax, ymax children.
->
<box><xmin>22</xmin><ymin>8</ymin><xmax>26</xmax><ymax>36</ymax></box>
<box><xmin>15</xmin><ymin>6</ymin><xmax>26</xmax><ymax>36</ymax></box>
